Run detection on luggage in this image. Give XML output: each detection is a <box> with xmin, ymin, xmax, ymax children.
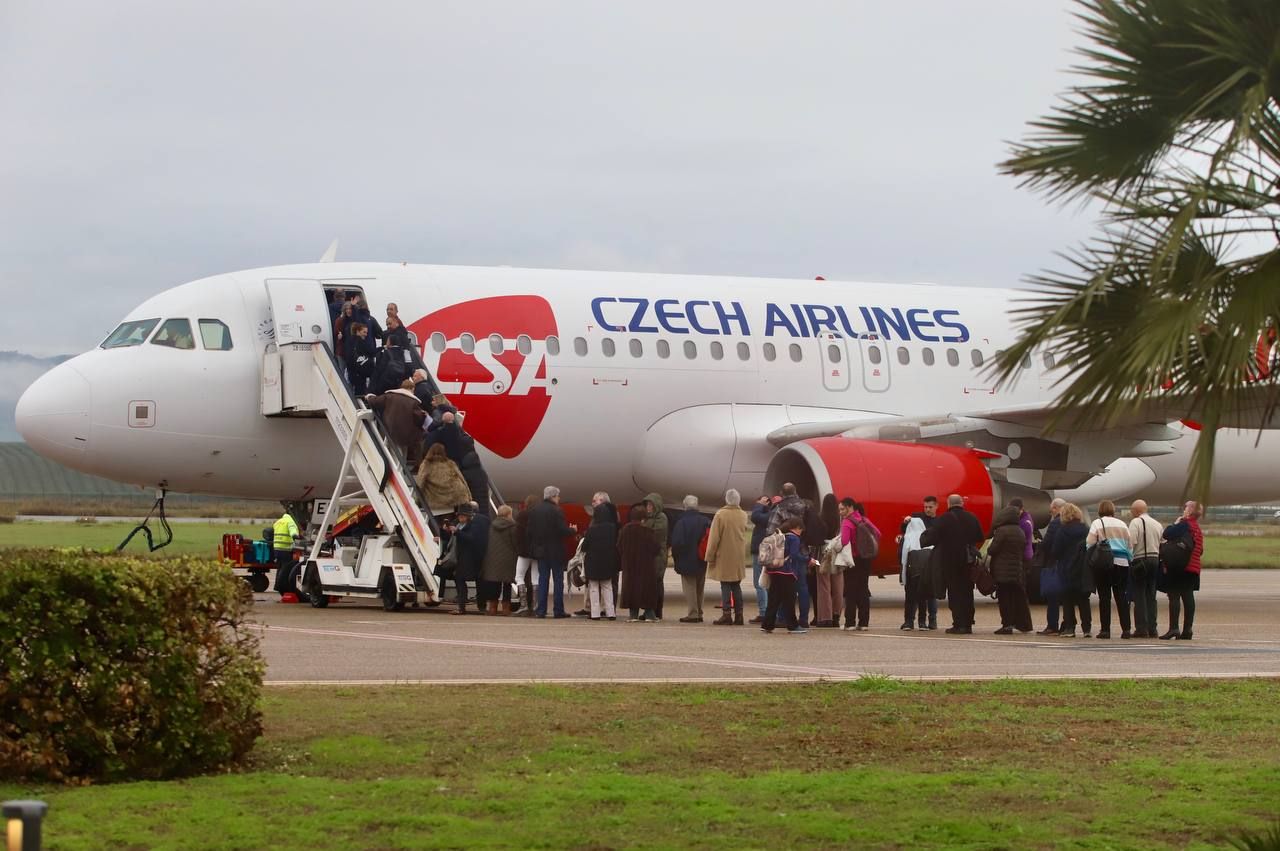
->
<box><xmin>855</xmin><ymin>519</ymin><xmax>880</xmax><ymax>559</ymax></box>
<box><xmin>1160</xmin><ymin>533</ymin><xmax>1194</xmax><ymax>573</ymax></box>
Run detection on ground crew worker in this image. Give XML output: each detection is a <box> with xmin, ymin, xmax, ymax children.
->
<box><xmin>271</xmin><ymin>510</ymin><xmax>301</xmax><ymax>595</ymax></box>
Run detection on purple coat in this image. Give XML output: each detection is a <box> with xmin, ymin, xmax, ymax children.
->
<box><xmin>1019</xmin><ymin>511</ymin><xmax>1035</xmax><ymax>561</ymax></box>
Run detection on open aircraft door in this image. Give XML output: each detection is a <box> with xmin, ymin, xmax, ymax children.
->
<box><xmin>262</xmin><ymin>279</ymin><xmax>331</xmax><ymax>416</ymax></box>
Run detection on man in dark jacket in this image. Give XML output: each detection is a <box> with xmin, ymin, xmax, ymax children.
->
<box><xmin>670</xmin><ymin>496</ymin><xmax>711</xmax><ymax>623</ymax></box>
<box><xmin>451</xmin><ymin>503</ymin><xmax>490</xmax><ymax>615</ymax></box>
<box><xmin>526</xmin><ymin>485</ymin><xmax>575</xmax><ymax>618</ymax></box>
<box><xmin>921</xmin><ymin>494</ymin><xmax>985</xmax><ymax>634</ymax></box>
<box><xmin>344</xmin><ymin>322</ymin><xmax>377</xmax><ymax>395</ymax></box>
<box><xmin>351</xmin><ymin>296</ymin><xmax>384</xmax><ymax>342</ymax></box>
<box><xmin>1037</xmin><ymin>498</ymin><xmax>1065</xmax><ymax>635</ymax></box>
<box><xmin>987</xmin><ymin>505</ymin><xmax>1034</xmax><ymax>634</ymax></box>
<box><xmin>897</xmin><ymin>496</ymin><xmax>939</xmax><ymax>629</ymax></box>
<box><xmin>768</xmin><ymin>483</ymin><xmax>805</xmax><ymax>534</ymax></box>
<box><xmin>364</xmin><ymin>381</ymin><xmax>426</xmax><ymax>470</ymax></box>
<box><xmin>749</xmin><ymin>496</ymin><xmax>772</xmax><ymax>623</ymax></box>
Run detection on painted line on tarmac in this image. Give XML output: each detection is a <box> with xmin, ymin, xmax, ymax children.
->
<box><xmin>254</xmin><ymin>624</ymin><xmax>867</xmax><ymax>679</ymax></box>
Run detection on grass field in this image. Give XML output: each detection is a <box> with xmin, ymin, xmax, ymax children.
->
<box><xmin>0</xmin><ymin>520</ymin><xmax>263</xmax><ymax>557</ymax></box>
<box><xmin>2</xmin><ymin>679</ymin><xmax>1277</xmax><ymax>850</ymax></box>
<box><xmin>2</xmin><ymin>520</ymin><xmax>1277</xmax><ymax>567</ymax></box>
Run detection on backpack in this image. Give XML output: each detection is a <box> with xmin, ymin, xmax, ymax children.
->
<box><xmin>697</xmin><ymin>526</ymin><xmax>711</xmax><ymax>561</ymax></box>
<box><xmin>855</xmin><ymin>519</ymin><xmax>880</xmax><ymax>559</ymax></box>
<box><xmin>1160</xmin><ymin>533</ymin><xmax>1194</xmax><ymax>573</ymax></box>
<box><xmin>758</xmin><ymin>531</ymin><xmax>786</xmax><ymax>569</ymax></box>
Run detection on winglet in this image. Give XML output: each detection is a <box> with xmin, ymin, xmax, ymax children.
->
<box><xmin>319</xmin><ymin>239</ymin><xmax>339</xmax><ymax>263</ymax></box>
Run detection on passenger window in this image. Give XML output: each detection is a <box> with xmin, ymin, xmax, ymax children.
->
<box><xmin>897</xmin><ymin>347</ymin><xmax>909</xmax><ymax>365</ymax></box>
<box><xmin>683</xmin><ymin>340</ymin><xmax>697</xmax><ymax>359</ymax></box>
<box><xmin>150</xmin><ymin>318</ymin><xmax>195</xmax><ymax>350</ymax></box>
<box><xmin>763</xmin><ymin>342</ymin><xmax>777</xmax><ymax>362</ymax></box>
<box><xmin>629</xmin><ymin>339</ymin><xmax>643</xmax><ymax>358</ymax></box>
<box><xmin>737</xmin><ymin>342</ymin><xmax>750</xmax><ymax>361</ymax></box>
<box><xmin>102</xmin><ymin>318</ymin><xmax>159</xmax><ymax>349</ymax></box>
<box><xmin>573</xmin><ymin>337</ymin><xmax>588</xmax><ymax>356</ymax></box>
<box><xmin>788</xmin><ymin>343</ymin><xmax>802</xmax><ymax>363</ymax></box>
<box><xmin>868</xmin><ymin>345</ymin><xmax>882</xmax><ymax>365</ymax></box>
<box><xmin>1043</xmin><ymin>352</ymin><xmax>1055</xmax><ymax>369</ymax></box>
<box><xmin>488</xmin><ymin>334</ymin><xmax>504</xmax><ymax>355</ymax></box>
<box><xmin>827</xmin><ymin>344</ymin><xmax>842</xmax><ymax>363</ymax></box>
<box><xmin>430</xmin><ymin>332</ymin><xmax>446</xmax><ymax>353</ymax></box>
<box><xmin>198</xmin><ymin>319</ymin><xmax>232</xmax><ymax>351</ymax></box>
<box><xmin>656</xmin><ymin>339</ymin><xmax>671</xmax><ymax>359</ymax></box>
<box><xmin>602</xmin><ymin>338</ymin><xmax>617</xmax><ymax>357</ymax></box>
<box><xmin>460</xmin><ymin>333</ymin><xmax>475</xmax><ymax>354</ymax></box>
<box><xmin>946</xmin><ymin>348</ymin><xmax>959</xmax><ymax>367</ymax></box>
<box><xmin>922</xmin><ymin>347</ymin><xmax>935</xmax><ymax>366</ymax></box>
<box><xmin>971</xmin><ymin>349</ymin><xmax>984</xmax><ymax>367</ymax></box>
<box><xmin>545</xmin><ymin>336</ymin><xmax>560</xmax><ymax>356</ymax></box>
<box><xmin>517</xmin><ymin>335</ymin><xmax>532</xmax><ymax>356</ymax></box>
<box><xmin>710</xmin><ymin>341</ymin><xmax>724</xmax><ymax>360</ymax></box>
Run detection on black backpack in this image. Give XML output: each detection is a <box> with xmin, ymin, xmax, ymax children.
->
<box><xmin>1160</xmin><ymin>533</ymin><xmax>1194</xmax><ymax>573</ymax></box>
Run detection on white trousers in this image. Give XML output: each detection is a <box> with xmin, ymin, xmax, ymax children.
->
<box><xmin>587</xmin><ymin>579</ymin><xmax>615</xmax><ymax>618</ymax></box>
<box><xmin>516</xmin><ymin>556</ymin><xmax>540</xmax><ymax>589</ymax></box>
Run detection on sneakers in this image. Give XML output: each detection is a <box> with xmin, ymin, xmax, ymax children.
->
<box><xmin>787</xmin><ymin>627</ymin><xmax>809</xmax><ymax>635</ymax></box>
<box><xmin>944</xmin><ymin>627</ymin><xmax>972</xmax><ymax>635</ymax></box>
<box><xmin>679</xmin><ymin>616</ymin><xmax>703</xmax><ymax>623</ymax></box>
<box><xmin>856</xmin><ymin>625</ymin><xmax>869</xmax><ymax>631</ymax></box>
<box><xmin>749</xmin><ymin>615</ymin><xmax>765</xmax><ymax>624</ymax></box>
<box><xmin>900</xmin><ymin>622</ymin><xmax>914</xmax><ymax>631</ymax></box>
<box><xmin>1057</xmin><ymin>628</ymin><xmax>1075</xmax><ymax>637</ymax></box>
<box><xmin>1096</xmin><ymin>631</ymin><xmax>1111</xmax><ymax>640</ymax></box>
<box><xmin>917</xmin><ymin>621</ymin><xmax>928</xmax><ymax>630</ymax></box>
<box><xmin>760</xmin><ymin>626</ymin><xmax>774</xmax><ymax>633</ymax></box>
<box><xmin>1037</xmin><ymin>626</ymin><xmax>1059</xmax><ymax>636</ymax></box>
<box><xmin>993</xmin><ymin>627</ymin><xmax>1013</xmax><ymax>635</ymax></box>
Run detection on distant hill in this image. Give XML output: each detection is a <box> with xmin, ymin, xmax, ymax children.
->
<box><xmin>0</xmin><ymin>350</ymin><xmax>74</xmax><ymax>441</ymax></box>
<box><xmin>0</xmin><ymin>441</ymin><xmax>143</xmax><ymax>498</ymax></box>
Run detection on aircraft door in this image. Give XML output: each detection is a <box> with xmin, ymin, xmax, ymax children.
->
<box><xmin>856</xmin><ymin>335</ymin><xmax>891</xmax><ymax>393</ymax></box>
<box><xmin>265</xmin><ymin>279</ymin><xmax>330</xmax><ymax>346</ymax></box>
<box><xmin>818</xmin><ymin>332</ymin><xmax>851</xmax><ymax>392</ymax></box>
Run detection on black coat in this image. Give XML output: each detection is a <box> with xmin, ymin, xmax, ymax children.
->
<box><xmin>1051</xmin><ymin>518</ymin><xmax>1092</xmax><ymax>595</ymax></box>
<box><xmin>453</xmin><ymin>513</ymin><xmax>490</xmax><ymax>581</ymax></box>
<box><xmin>345</xmin><ymin>334</ymin><xmax>377</xmax><ymax>386</ymax></box>
<box><xmin>986</xmin><ymin>506</ymin><xmax>1026</xmax><ymax>585</ymax></box>
<box><xmin>801</xmin><ymin>502</ymin><xmax>827</xmax><ymax>548</ymax></box>
<box><xmin>583</xmin><ymin>515</ymin><xmax>620</xmax><ymax>581</ymax></box>
<box><xmin>425</xmin><ymin>421</ymin><xmax>469</xmax><ymax>463</ymax></box>
<box><xmin>750</xmin><ymin>503</ymin><xmax>770</xmax><ymax>552</ymax></box>
<box><xmin>670</xmin><ymin>509</ymin><xmax>711</xmax><ymax>576</ymax></box>
<box><xmin>921</xmin><ymin>506</ymin><xmax>984</xmax><ymax>573</ymax></box>
<box><xmin>526</xmin><ymin>499</ymin><xmax>573</xmax><ymax>561</ymax></box>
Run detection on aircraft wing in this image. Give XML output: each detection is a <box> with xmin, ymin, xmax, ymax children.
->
<box><xmin>767</xmin><ymin>386</ymin><xmax>1279</xmax><ymax>491</ymax></box>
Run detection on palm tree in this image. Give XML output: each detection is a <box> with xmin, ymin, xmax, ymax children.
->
<box><xmin>995</xmin><ymin>0</ymin><xmax>1280</xmax><ymax>501</ymax></box>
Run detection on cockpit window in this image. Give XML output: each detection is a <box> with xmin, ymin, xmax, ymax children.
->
<box><xmin>101</xmin><ymin>318</ymin><xmax>160</xmax><ymax>349</ymax></box>
<box><xmin>198</xmin><ymin>319</ymin><xmax>233</xmax><ymax>351</ymax></box>
<box><xmin>150</xmin><ymin>318</ymin><xmax>195</xmax><ymax>350</ymax></box>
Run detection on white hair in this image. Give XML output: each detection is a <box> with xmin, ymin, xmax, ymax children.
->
<box><xmin>543</xmin><ymin>486</ymin><xmax>560</xmax><ymax>500</ymax></box>
<box><xmin>593</xmin><ymin>491</ymin><xmax>611</xmax><ymax>504</ymax></box>
<box><xmin>1050</xmin><ymin>497</ymin><xmax>1065</xmax><ymax>510</ymax></box>
<box><xmin>682</xmin><ymin>494</ymin><xmax>699</xmax><ymax>509</ymax></box>
<box><xmin>725</xmin><ymin>488</ymin><xmax>741</xmax><ymax>506</ymax></box>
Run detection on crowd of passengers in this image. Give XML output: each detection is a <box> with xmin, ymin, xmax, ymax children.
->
<box><xmin>378</xmin><ymin>483</ymin><xmax>1204</xmax><ymax>641</ymax></box>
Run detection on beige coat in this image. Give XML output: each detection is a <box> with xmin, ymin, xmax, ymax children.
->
<box><xmin>416</xmin><ymin>456</ymin><xmax>472</xmax><ymax>514</ymax></box>
<box><xmin>705</xmin><ymin>504</ymin><xmax>749</xmax><ymax>583</ymax></box>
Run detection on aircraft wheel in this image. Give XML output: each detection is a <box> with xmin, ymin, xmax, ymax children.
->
<box><xmin>380</xmin><ymin>571</ymin><xmax>405</xmax><ymax>612</ymax></box>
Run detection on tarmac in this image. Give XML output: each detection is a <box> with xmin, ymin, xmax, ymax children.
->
<box><xmin>251</xmin><ymin>569</ymin><xmax>1280</xmax><ymax>685</ymax></box>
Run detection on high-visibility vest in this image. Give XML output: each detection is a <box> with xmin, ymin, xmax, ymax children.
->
<box><xmin>273</xmin><ymin>514</ymin><xmax>299</xmax><ymax>551</ymax></box>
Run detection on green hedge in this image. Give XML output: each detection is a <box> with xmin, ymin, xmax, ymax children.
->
<box><xmin>0</xmin><ymin>550</ymin><xmax>265</xmax><ymax>783</ymax></box>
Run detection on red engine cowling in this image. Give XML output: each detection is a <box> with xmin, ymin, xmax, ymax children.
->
<box><xmin>764</xmin><ymin>438</ymin><xmax>1000</xmax><ymax>574</ymax></box>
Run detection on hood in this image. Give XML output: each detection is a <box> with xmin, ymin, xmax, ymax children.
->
<box><xmin>490</xmin><ymin>516</ymin><xmax>516</xmax><ymax>532</ymax></box>
<box><xmin>993</xmin><ymin>506</ymin><xmax>1021</xmax><ymax>528</ymax></box>
<box><xmin>644</xmin><ymin>492</ymin><xmax>664</xmax><ymax>512</ymax></box>
<box><xmin>592</xmin><ymin>502</ymin><xmax>619</xmax><ymax>526</ymax></box>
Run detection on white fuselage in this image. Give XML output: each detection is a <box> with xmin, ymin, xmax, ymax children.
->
<box><xmin>16</xmin><ymin>262</ymin><xmax>1280</xmax><ymax>508</ymax></box>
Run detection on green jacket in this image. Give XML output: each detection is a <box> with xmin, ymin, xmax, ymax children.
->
<box><xmin>642</xmin><ymin>492</ymin><xmax>668</xmax><ymax>572</ymax></box>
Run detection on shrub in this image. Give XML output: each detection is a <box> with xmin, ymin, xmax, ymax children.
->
<box><xmin>0</xmin><ymin>550</ymin><xmax>265</xmax><ymax>783</ymax></box>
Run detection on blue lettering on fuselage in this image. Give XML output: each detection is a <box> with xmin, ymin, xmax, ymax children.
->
<box><xmin>589</xmin><ymin>297</ymin><xmax>970</xmax><ymax>343</ymax></box>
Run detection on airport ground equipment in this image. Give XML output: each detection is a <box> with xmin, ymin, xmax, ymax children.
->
<box><xmin>217</xmin><ymin>532</ymin><xmax>273</xmax><ymax>592</ymax></box>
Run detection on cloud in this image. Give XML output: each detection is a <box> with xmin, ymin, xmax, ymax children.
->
<box><xmin>0</xmin><ymin>352</ymin><xmax>72</xmax><ymax>441</ymax></box>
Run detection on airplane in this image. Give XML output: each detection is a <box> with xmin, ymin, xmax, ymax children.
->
<box><xmin>15</xmin><ymin>260</ymin><xmax>1280</xmax><ymax>580</ymax></box>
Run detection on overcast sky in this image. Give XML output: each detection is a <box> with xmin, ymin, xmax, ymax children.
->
<box><xmin>0</xmin><ymin>0</ymin><xmax>1099</xmax><ymax>358</ymax></box>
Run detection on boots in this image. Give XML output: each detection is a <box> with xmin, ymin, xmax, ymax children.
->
<box><xmin>486</xmin><ymin>600</ymin><xmax>499</xmax><ymax>616</ymax></box>
<box><xmin>712</xmin><ymin>611</ymin><xmax>733</xmax><ymax>625</ymax></box>
<box><xmin>500</xmin><ymin>601</ymin><xmax>512</xmax><ymax>616</ymax></box>
<box><xmin>733</xmin><ymin>610</ymin><xmax>744</xmax><ymax>626</ymax></box>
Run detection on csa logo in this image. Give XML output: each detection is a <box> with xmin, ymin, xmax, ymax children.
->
<box><xmin>408</xmin><ymin>296</ymin><xmax>556</xmax><ymax>459</ymax></box>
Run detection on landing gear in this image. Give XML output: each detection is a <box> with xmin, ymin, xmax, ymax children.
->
<box><xmin>116</xmin><ymin>488</ymin><xmax>174</xmax><ymax>552</ymax></box>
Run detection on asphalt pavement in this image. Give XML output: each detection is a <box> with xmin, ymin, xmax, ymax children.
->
<box><xmin>251</xmin><ymin>569</ymin><xmax>1280</xmax><ymax>684</ymax></box>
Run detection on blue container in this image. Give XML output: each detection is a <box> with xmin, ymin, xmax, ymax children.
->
<box><xmin>252</xmin><ymin>540</ymin><xmax>272</xmax><ymax>564</ymax></box>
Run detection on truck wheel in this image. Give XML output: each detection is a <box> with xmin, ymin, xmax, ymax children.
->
<box><xmin>302</xmin><ymin>563</ymin><xmax>329</xmax><ymax>608</ymax></box>
<box><xmin>380</xmin><ymin>571</ymin><xmax>404</xmax><ymax>612</ymax></box>
<box><xmin>248</xmin><ymin>572</ymin><xmax>270</xmax><ymax>593</ymax></box>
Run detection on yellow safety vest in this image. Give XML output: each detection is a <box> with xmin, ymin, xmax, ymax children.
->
<box><xmin>273</xmin><ymin>514</ymin><xmax>300</xmax><ymax>551</ymax></box>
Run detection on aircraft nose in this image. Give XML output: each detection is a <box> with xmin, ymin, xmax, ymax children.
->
<box><xmin>15</xmin><ymin>362</ymin><xmax>92</xmax><ymax>461</ymax></box>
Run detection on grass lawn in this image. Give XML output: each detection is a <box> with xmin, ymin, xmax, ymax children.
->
<box><xmin>0</xmin><ymin>520</ymin><xmax>262</xmax><ymax>557</ymax></box>
<box><xmin>4</xmin><ymin>679</ymin><xmax>1278</xmax><ymax>850</ymax></box>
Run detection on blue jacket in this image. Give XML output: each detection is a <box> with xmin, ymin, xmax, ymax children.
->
<box><xmin>780</xmin><ymin>532</ymin><xmax>807</xmax><ymax>579</ymax></box>
<box><xmin>670</xmin><ymin>509</ymin><xmax>711</xmax><ymax>576</ymax></box>
<box><xmin>750</xmin><ymin>503</ymin><xmax>771</xmax><ymax>552</ymax></box>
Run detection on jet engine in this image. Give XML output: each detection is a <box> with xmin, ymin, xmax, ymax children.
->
<box><xmin>764</xmin><ymin>438</ymin><xmax>1047</xmax><ymax>574</ymax></box>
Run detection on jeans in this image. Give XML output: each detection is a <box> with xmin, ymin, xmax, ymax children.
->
<box><xmin>845</xmin><ymin>559</ymin><xmax>872</xmax><ymax>627</ymax></box>
<box><xmin>536</xmin><ymin>558</ymin><xmax>566</xmax><ymax>617</ymax></box>
<box><xmin>720</xmin><ymin>581</ymin><xmax>743</xmax><ymax>614</ymax></box>
<box><xmin>455</xmin><ymin>579</ymin><xmax>471</xmax><ymax>612</ymax></box>
<box><xmin>1130</xmin><ymin>558</ymin><xmax>1159</xmax><ymax>635</ymax></box>
<box><xmin>1094</xmin><ymin>564</ymin><xmax>1131</xmax><ymax>635</ymax></box>
<box><xmin>762</xmin><ymin>573</ymin><xmax>797</xmax><ymax>632</ymax></box>
<box><xmin>1044</xmin><ymin>595</ymin><xmax>1061</xmax><ymax>631</ymax></box>
<box><xmin>752</xmin><ymin>555</ymin><xmax>768</xmax><ymax>616</ymax></box>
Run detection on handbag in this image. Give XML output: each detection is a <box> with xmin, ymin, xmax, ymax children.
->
<box><xmin>1039</xmin><ymin>564</ymin><xmax>1064</xmax><ymax>598</ymax></box>
<box><xmin>834</xmin><ymin>541</ymin><xmax>855</xmax><ymax>569</ymax></box>
<box><xmin>970</xmin><ymin>556</ymin><xmax>996</xmax><ymax>597</ymax></box>
<box><xmin>437</xmin><ymin>536</ymin><xmax>458</xmax><ymax>574</ymax></box>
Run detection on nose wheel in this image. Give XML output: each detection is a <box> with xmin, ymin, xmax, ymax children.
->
<box><xmin>116</xmin><ymin>489</ymin><xmax>173</xmax><ymax>552</ymax></box>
